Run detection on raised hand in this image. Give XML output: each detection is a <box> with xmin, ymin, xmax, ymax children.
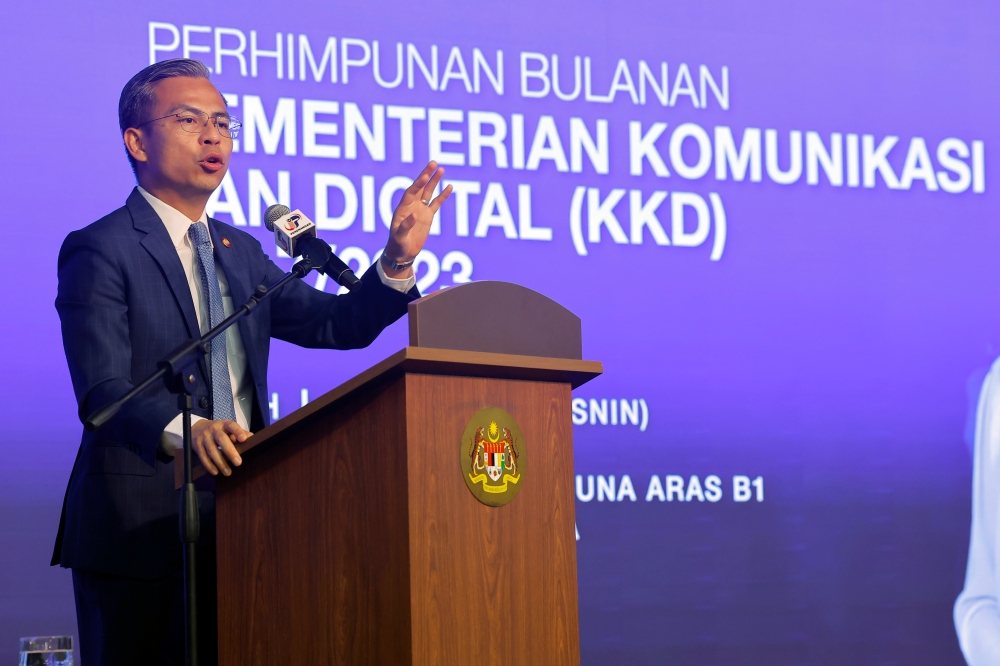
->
<box><xmin>382</xmin><ymin>161</ymin><xmax>453</xmax><ymax>278</ymax></box>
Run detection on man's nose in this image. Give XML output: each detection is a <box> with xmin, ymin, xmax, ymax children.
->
<box><xmin>200</xmin><ymin>122</ymin><xmax>222</xmax><ymax>144</ymax></box>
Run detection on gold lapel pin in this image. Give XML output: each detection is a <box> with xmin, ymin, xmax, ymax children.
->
<box><xmin>221</xmin><ymin>238</ymin><xmax>231</xmax><ymax>247</ymax></box>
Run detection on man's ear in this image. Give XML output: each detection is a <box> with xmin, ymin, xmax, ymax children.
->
<box><xmin>123</xmin><ymin>128</ymin><xmax>149</xmax><ymax>166</ymax></box>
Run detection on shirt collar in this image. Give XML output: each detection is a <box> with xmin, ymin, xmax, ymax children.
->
<box><xmin>137</xmin><ymin>186</ymin><xmax>210</xmax><ymax>250</ymax></box>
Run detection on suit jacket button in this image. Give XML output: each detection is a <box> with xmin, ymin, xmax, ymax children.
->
<box><xmin>199</xmin><ymin>397</ymin><xmax>210</xmax><ymax>410</ymax></box>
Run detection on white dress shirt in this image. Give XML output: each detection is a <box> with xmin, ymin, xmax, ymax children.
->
<box><xmin>138</xmin><ymin>188</ymin><xmax>415</xmax><ymax>453</ymax></box>
<box><xmin>955</xmin><ymin>355</ymin><xmax>1000</xmax><ymax>665</ymax></box>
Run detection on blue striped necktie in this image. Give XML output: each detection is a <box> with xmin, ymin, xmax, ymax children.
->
<box><xmin>188</xmin><ymin>222</ymin><xmax>237</xmax><ymax>422</ymax></box>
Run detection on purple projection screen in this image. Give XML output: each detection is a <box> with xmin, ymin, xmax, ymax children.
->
<box><xmin>1</xmin><ymin>2</ymin><xmax>997</xmax><ymax>663</ymax></box>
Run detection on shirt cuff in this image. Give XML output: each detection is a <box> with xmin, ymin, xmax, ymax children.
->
<box><xmin>160</xmin><ymin>413</ymin><xmax>207</xmax><ymax>455</ymax></box>
<box><xmin>375</xmin><ymin>255</ymin><xmax>416</xmax><ymax>293</ymax></box>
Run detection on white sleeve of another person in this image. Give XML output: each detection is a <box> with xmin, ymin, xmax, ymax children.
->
<box><xmin>955</xmin><ymin>357</ymin><xmax>1000</xmax><ymax>665</ymax></box>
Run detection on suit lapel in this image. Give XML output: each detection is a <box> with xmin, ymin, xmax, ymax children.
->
<box><xmin>127</xmin><ymin>188</ymin><xmax>201</xmax><ymax>340</ymax></box>
<box><xmin>208</xmin><ymin>218</ymin><xmax>262</xmax><ymax>384</ymax></box>
<box><xmin>208</xmin><ymin>218</ymin><xmax>249</xmax><ymax>310</ymax></box>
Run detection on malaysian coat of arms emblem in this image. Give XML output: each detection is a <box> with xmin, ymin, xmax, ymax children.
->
<box><xmin>461</xmin><ymin>407</ymin><xmax>527</xmax><ymax>507</ymax></box>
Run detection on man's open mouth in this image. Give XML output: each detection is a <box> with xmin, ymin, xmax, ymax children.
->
<box><xmin>200</xmin><ymin>153</ymin><xmax>224</xmax><ymax>171</ymax></box>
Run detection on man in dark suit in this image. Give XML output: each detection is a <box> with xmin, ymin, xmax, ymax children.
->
<box><xmin>52</xmin><ymin>58</ymin><xmax>453</xmax><ymax>665</ymax></box>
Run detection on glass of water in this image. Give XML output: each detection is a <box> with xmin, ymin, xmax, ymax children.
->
<box><xmin>19</xmin><ymin>636</ymin><xmax>73</xmax><ymax>666</ymax></box>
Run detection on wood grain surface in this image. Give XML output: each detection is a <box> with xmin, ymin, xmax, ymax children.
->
<box><xmin>215</xmin><ymin>377</ymin><xmax>413</xmax><ymax>666</ymax></box>
<box><xmin>405</xmin><ymin>373</ymin><xmax>580</xmax><ymax>666</ymax></box>
<box><xmin>213</xmin><ymin>365</ymin><xmax>585</xmax><ymax>665</ymax></box>
<box><xmin>175</xmin><ymin>347</ymin><xmax>601</xmax><ymax>488</ymax></box>
<box><xmin>407</xmin><ymin>281</ymin><xmax>584</xmax><ymax>359</ymax></box>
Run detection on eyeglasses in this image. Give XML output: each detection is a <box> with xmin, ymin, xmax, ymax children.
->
<box><xmin>137</xmin><ymin>110</ymin><xmax>241</xmax><ymax>139</ymax></box>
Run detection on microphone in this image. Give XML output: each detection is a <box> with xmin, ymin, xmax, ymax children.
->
<box><xmin>263</xmin><ymin>205</ymin><xmax>362</xmax><ymax>291</ymax></box>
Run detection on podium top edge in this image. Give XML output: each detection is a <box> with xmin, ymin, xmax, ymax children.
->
<box><xmin>175</xmin><ymin>347</ymin><xmax>601</xmax><ymax>488</ymax></box>
<box><xmin>399</xmin><ymin>346</ymin><xmax>601</xmax><ymax>378</ymax></box>
<box><xmin>408</xmin><ymin>281</ymin><xmax>583</xmax><ymax>359</ymax></box>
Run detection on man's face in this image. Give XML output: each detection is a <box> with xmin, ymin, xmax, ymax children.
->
<box><xmin>129</xmin><ymin>76</ymin><xmax>232</xmax><ymax>197</ymax></box>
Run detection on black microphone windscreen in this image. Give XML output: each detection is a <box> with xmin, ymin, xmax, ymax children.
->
<box><xmin>263</xmin><ymin>204</ymin><xmax>292</xmax><ymax>232</ymax></box>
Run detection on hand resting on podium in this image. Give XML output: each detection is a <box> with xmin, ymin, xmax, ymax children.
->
<box><xmin>190</xmin><ymin>419</ymin><xmax>251</xmax><ymax>477</ymax></box>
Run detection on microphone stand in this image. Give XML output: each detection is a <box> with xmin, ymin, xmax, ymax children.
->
<box><xmin>84</xmin><ymin>257</ymin><xmax>316</xmax><ymax>666</ymax></box>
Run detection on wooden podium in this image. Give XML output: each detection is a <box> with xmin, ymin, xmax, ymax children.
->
<box><xmin>178</xmin><ymin>282</ymin><xmax>601</xmax><ymax>665</ymax></box>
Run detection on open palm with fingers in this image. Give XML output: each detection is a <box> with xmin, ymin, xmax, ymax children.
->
<box><xmin>383</xmin><ymin>161</ymin><xmax>453</xmax><ymax>276</ymax></box>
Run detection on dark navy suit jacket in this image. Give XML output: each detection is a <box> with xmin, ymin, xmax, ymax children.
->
<box><xmin>52</xmin><ymin>188</ymin><xmax>416</xmax><ymax>578</ymax></box>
